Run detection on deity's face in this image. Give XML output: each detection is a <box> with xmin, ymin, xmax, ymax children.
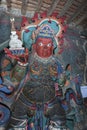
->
<box><xmin>35</xmin><ymin>37</ymin><xmax>53</xmax><ymax>58</ymax></box>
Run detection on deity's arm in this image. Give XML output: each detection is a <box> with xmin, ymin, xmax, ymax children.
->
<box><xmin>0</xmin><ymin>47</ymin><xmax>30</xmax><ymax>108</ymax></box>
<box><xmin>1</xmin><ymin>48</ymin><xmax>29</xmax><ymax>87</ymax></box>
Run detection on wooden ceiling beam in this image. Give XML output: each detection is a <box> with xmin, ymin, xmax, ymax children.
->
<box><xmin>59</xmin><ymin>0</ymin><xmax>74</xmax><ymax>16</ymax></box>
<box><xmin>11</xmin><ymin>3</ymin><xmax>21</xmax><ymax>8</ymax></box>
<box><xmin>11</xmin><ymin>0</ymin><xmax>22</xmax><ymax>4</ymax></box>
<box><xmin>36</xmin><ymin>0</ymin><xmax>43</xmax><ymax>12</ymax></box>
<box><xmin>67</xmin><ymin>0</ymin><xmax>87</xmax><ymax>23</ymax></box>
<box><xmin>21</xmin><ymin>0</ymin><xmax>28</xmax><ymax>15</ymax></box>
<box><xmin>11</xmin><ymin>3</ymin><xmax>36</xmax><ymax>11</ymax></box>
<box><xmin>47</xmin><ymin>0</ymin><xmax>60</xmax><ymax>16</ymax></box>
<box><xmin>28</xmin><ymin>0</ymin><xmax>38</xmax><ymax>5</ymax></box>
<box><xmin>6</xmin><ymin>0</ymin><xmax>11</xmax><ymax>12</ymax></box>
<box><xmin>75</xmin><ymin>13</ymin><xmax>87</xmax><ymax>25</ymax></box>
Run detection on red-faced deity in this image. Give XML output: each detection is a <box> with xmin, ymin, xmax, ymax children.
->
<box><xmin>35</xmin><ymin>37</ymin><xmax>53</xmax><ymax>58</ymax></box>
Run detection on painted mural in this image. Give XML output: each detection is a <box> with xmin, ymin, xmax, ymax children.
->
<box><xmin>0</xmin><ymin>12</ymin><xmax>87</xmax><ymax>130</ymax></box>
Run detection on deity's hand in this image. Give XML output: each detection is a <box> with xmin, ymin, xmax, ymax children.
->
<box><xmin>4</xmin><ymin>48</ymin><xmax>29</xmax><ymax>64</ymax></box>
<box><xmin>4</xmin><ymin>48</ymin><xmax>20</xmax><ymax>60</ymax></box>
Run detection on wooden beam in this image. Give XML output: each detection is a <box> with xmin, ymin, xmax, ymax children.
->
<box><xmin>11</xmin><ymin>3</ymin><xmax>36</xmax><ymax>11</ymax></box>
<box><xmin>6</xmin><ymin>0</ymin><xmax>11</xmax><ymax>12</ymax></box>
<box><xmin>59</xmin><ymin>0</ymin><xmax>74</xmax><ymax>16</ymax></box>
<box><xmin>21</xmin><ymin>0</ymin><xmax>28</xmax><ymax>15</ymax></box>
<box><xmin>29</xmin><ymin>0</ymin><xmax>38</xmax><ymax>5</ymax></box>
<box><xmin>36</xmin><ymin>0</ymin><xmax>43</xmax><ymax>12</ymax></box>
<box><xmin>47</xmin><ymin>0</ymin><xmax>60</xmax><ymax>16</ymax></box>
<box><xmin>11</xmin><ymin>0</ymin><xmax>22</xmax><ymax>4</ymax></box>
<box><xmin>67</xmin><ymin>0</ymin><xmax>87</xmax><ymax>23</ymax></box>
<box><xmin>11</xmin><ymin>3</ymin><xmax>21</xmax><ymax>9</ymax></box>
<box><xmin>75</xmin><ymin>13</ymin><xmax>87</xmax><ymax>25</ymax></box>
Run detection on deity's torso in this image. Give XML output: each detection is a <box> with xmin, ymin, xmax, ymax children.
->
<box><xmin>22</xmin><ymin>52</ymin><xmax>58</xmax><ymax>104</ymax></box>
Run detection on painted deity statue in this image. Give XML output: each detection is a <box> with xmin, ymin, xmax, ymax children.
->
<box><xmin>0</xmin><ymin>16</ymin><xmax>84</xmax><ymax>130</ymax></box>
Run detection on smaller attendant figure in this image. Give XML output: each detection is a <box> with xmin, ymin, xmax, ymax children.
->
<box><xmin>61</xmin><ymin>64</ymin><xmax>84</xmax><ymax>130</ymax></box>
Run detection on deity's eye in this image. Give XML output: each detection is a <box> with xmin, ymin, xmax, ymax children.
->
<box><xmin>38</xmin><ymin>42</ymin><xmax>43</xmax><ymax>46</ymax></box>
<box><xmin>47</xmin><ymin>43</ymin><xmax>52</xmax><ymax>47</ymax></box>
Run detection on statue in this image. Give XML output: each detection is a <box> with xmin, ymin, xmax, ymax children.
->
<box><xmin>0</xmin><ymin>16</ymin><xmax>84</xmax><ymax>130</ymax></box>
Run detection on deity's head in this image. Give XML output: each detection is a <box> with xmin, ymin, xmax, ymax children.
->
<box><xmin>35</xmin><ymin>37</ymin><xmax>53</xmax><ymax>58</ymax></box>
<box><xmin>32</xmin><ymin>24</ymin><xmax>55</xmax><ymax>58</ymax></box>
<box><xmin>22</xmin><ymin>17</ymin><xmax>66</xmax><ymax>57</ymax></box>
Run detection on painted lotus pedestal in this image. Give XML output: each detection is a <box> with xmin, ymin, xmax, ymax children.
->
<box><xmin>0</xmin><ymin>16</ymin><xmax>85</xmax><ymax>130</ymax></box>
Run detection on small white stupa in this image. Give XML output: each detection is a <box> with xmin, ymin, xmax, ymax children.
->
<box><xmin>9</xmin><ymin>18</ymin><xmax>24</xmax><ymax>54</ymax></box>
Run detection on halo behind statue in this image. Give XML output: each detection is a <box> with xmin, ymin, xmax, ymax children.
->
<box><xmin>22</xmin><ymin>17</ymin><xmax>67</xmax><ymax>54</ymax></box>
